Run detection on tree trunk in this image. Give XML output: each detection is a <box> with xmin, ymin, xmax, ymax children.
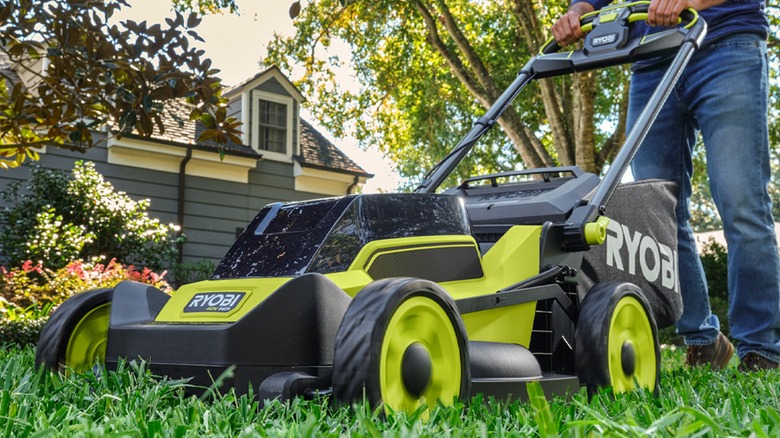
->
<box><xmin>414</xmin><ymin>0</ymin><xmax>554</xmax><ymax>169</ymax></box>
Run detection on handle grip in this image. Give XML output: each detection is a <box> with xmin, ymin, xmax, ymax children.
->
<box><xmin>540</xmin><ymin>1</ymin><xmax>699</xmax><ymax>55</ymax></box>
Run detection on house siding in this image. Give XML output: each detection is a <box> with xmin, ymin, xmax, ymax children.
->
<box><xmin>256</xmin><ymin>77</ymin><xmax>290</xmax><ymax>96</ymax></box>
<box><xmin>0</xmin><ymin>140</ymin><xmax>343</xmax><ymax>267</ymax></box>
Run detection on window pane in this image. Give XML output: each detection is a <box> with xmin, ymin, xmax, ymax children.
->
<box><xmin>259</xmin><ymin>100</ymin><xmax>286</xmax><ymax>128</ymax></box>
<box><xmin>258</xmin><ymin>99</ymin><xmax>287</xmax><ymax>153</ymax></box>
<box><xmin>259</xmin><ymin>126</ymin><xmax>286</xmax><ymax>153</ymax></box>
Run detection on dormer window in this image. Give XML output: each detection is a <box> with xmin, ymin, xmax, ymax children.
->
<box><xmin>258</xmin><ymin>99</ymin><xmax>286</xmax><ymax>154</ymax></box>
<box><xmin>251</xmin><ymin>90</ymin><xmax>294</xmax><ymax>161</ymax></box>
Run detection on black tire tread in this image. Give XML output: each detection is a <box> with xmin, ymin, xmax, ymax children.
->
<box><xmin>575</xmin><ymin>281</ymin><xmax>659</xmax><ymax>396</ymax></box>
<box><xmin>35</xmin><ymin>288</ymin><xmax>113</xmax><ymax>371</ymax></box>
<box><xmin>332</xmin><ymin>278</ymin><xmax>407</xmax><ymax>405</ymax></box>
<box><xmin>332</xmin><ymin>278</ymin><xmax>468</xmax><ymax>408</ymax></box>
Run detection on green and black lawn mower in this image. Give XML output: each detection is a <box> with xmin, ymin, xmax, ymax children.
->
<box><xmin>36</xmin><ymin>2</ymin><xmax>706</xmax><ymax>413</ymax></box>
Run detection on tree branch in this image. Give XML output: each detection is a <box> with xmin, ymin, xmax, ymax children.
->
<box><xmin>414</xmin><ymin>0</ymin><xmax>552</xmax><ymax>168</ymax></box>
<box><xmin>434</xmin><ymin>0</ymin><xmax>501</xmax><ymax>100</ymax></box>
<box><xmin>596</xmin><ymin>78</ymin><xmax>629</xmax><ymax>169</ymax></box>
<box><xmin>573</xmin><ymin>71</ymin><xmax>596</xmax><ymax>172</ymax></box>
<box><xmin>413</xmin><ymin>0</ymin><xmax>489</xmax><ymax>107</ymax></box>
<box><xmin>509</xmin><ymin>0</ymin><xmax>573</xmax><ymax>166</ymax></box>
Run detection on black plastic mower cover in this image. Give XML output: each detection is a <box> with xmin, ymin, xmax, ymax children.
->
<box><xmin>580</xmin><ymin>180</ymin><xmax>682</xmax><ymax>328</ymax></box>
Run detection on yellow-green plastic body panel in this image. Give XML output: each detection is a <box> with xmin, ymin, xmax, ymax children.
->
<box><xmin>154</xmin><ymin>226</ymin><xmax>543</xmax><ymax>347</ymax></box>
<box><xmin>447</xmin><ymin>226</ymin><xmax>542</xmax><ymax>347</ymax></box>
<box><xmin>345</xmin><ymin>234</ymin><xmax>483</xmax><ymax>291</ymax></box>
<box><xmin>155</xmin><ymin>277</ymin><xmax>291</xmax><ymax>322</ymax></box>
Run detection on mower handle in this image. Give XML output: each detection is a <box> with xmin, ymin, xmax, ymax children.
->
<box><xmin>534</xmin><ymin>1</ymin><xmax>704</xmax><ymax>77</ymax></box>
<box><xmin>540</xmin><ymin>1</ymin><xmax>699</xmax><ymax>56</ymax></box>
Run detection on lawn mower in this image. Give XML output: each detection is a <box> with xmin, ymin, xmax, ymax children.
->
<box><xmin>35</xmin><ymin>2</ymin><xmax>706</xmax><ymax>413</ymax></box>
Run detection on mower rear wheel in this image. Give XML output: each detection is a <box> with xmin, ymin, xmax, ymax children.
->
<box><xmin>332</xmin><ymin>278</ymin><xmax>469</xmax><ymax>414</ymax></box>
<box><xmin>575</xmin><ymin>282</ymin><xmax>659</xmax><ymax>396</ymax></box>
<box><xmin>35</xmin><ymin>288</ymin><xmax>113</xmax><ymax>373</ymax></box>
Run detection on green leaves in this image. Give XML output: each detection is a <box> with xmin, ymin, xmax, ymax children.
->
<box><xmin>0</xmin><ymin>0</ymin><xmax>241</xmax><ymax>166</ymax></box>
<box><xmin>0</xmin><ymin>161</ymin><xmax>180</xmax><ymax>272</ymax></box>
<box><xmin>266</xmin><ymin>0</ymin><xmax>614</xmax><ymax>189</ymax></box>
<box><xmin>270</xmin><ymin>1</ymin><xmax>779</xmax><ymax>193</ymax></box>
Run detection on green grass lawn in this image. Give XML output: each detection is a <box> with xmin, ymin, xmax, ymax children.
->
<box><xmin>0</xmin><ymin>345</ymin><xmax>778</xmax><ymax>437</ymax></box>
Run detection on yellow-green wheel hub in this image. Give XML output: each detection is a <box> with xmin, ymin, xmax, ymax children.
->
<box><xmin>379</xmin><ymin>296</ymin><xmax>462</xmax><ymax>414</ymax></box>
<box><xmin>65</xmin><ymin>303</ymin><xmax>110</xmax><ymax>373</ymax></box>
<box><xmin>607</xmin><ymin>296</ymin><xmax>656</xmax><ymax>392</ymax></box>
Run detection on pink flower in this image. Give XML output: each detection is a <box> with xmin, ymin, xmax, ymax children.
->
<box><xmin>21</xmin><ymin>260</ymin><xmax>43</xmax><ymax>274</ymax></box>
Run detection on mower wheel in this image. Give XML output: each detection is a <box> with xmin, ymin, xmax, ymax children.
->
<box><xmin>332</xmin><ymin>278</ymin><xmax>469</xmax><ymax>414</ymax></box>
<box><xmin>575</xmin><ymin>282</ymin><xmax>660</xmax><ymax>396</ymax></box>
<box><xmin>35</xmin><ymin>288</ymin><xmax>113</xmax><ymax>373</ymax></box>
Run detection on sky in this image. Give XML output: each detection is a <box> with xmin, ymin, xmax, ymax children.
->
<box><xmin>114</xmin><ymin>0</ymin><xmax>400</xmax><ymax>193</ymax></box>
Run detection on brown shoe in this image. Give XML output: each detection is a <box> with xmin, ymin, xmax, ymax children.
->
<box><xmin>738</xmin><ymin>352</ymin><xmax>779</xmax><ymax>372</ymax></box>
<box><xmin>685</xmin><ymin>332</ymin><xmax>734</xmax><ymax>370</ymax></box>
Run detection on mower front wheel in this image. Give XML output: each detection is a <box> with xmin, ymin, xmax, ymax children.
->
<box><xmin>332</xmin><ymin>278</ymin><xmax>469</xmax><ymax>414</ymax></box>
<box><xmin>35</xmin><ymin>288</ymin><xmax>113</xmax><ymax>373</ymax></box>
<box><xmin>575</xmin><ymin>282</ymin><xmax>660</xmax><ymax>396</ymax></box>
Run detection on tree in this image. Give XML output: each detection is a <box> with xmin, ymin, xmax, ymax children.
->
<box><xmin>0</xmin><ymin>0</ymin><xmax>242</xmax><ymax>169</ymax></box>
<box><xmin>268</xmin><ymin>0</ymin><xmax>630</xmax><ymax>189</ymax></box>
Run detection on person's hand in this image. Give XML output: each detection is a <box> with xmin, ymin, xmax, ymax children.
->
<box><xmin>647</xmin><ymin>0</ymin><xmax>694</xmax><ymax>27</ymax></box>
<box><xmin>552</xmin><ymin>11</ymin><xmax>585</xmax><ymax>47</ymax></box>
<box><xmin>551</xmin><ymin>2</ymin><xmax>595</xmax><ymax>47</ymax></box>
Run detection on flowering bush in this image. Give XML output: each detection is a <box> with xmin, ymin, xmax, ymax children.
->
<box><xmin>0</xmin><ymin>161</ymin><xmax>180</xmax><ymax>271</ymax></box>
<box><xmin>0</xmin><ymin>258</ymin><xmax>171</xmax><ymax>347</ymax></box>
<box><xmin>1</xmin><ymin>258</ymin><xmax>171</xmax><ymax>309</ymax></box>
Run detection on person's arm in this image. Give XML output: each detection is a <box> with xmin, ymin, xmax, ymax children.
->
<box><xmin>647</xmin><ymin>0</ymin><xmax>728</xmax><ymax>27</ymax></box>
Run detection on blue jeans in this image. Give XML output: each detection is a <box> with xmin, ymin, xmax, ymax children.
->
<box><xmin>628</xmin><ymin>33</ymin><xmax>780</xmax><ymax>362</ymax></box>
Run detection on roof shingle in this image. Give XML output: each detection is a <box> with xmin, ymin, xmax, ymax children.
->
<box><xmin>298</xmin><ymin>119</ymin><xmax>371</xmax><ymax>176</ymax></box>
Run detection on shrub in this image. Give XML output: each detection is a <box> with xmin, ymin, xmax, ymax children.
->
<box><xmin>0</xmin><ymin>259</ymin><xmax>171</xmax><ymax>347</ymax></box>
<box><xmin>0</xmin><ymin>161</ymin><xmax>180</xmax><ymax>271</ymax></box>
<box><xmin>1</xmin><ymin>259</ymin><xmax>171</xmax><ymax>309</ymax></box>
<box><xmin>0</xmin><ymin>299</ymin><xmax>50</xmax><ymax>348</ymax></box>
<box><xmin>171</xmin><ymin>259</ymin><xmax>216</xmax><ymax>288</ymax></box>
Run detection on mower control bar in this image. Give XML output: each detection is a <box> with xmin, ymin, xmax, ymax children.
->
<box><xmin>535</xmin><ymin>2</ymin><xmax>702</xmax><ymax>76</ymax></box>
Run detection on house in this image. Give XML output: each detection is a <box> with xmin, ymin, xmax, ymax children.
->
<box><xmin>695</xmin><ymin>223</ymin><xmax>780</xmax><ymax>253</ymax></box>
<box><xmin>0</xmin><ymin>62</ymin><xmax>373</xmax><ymax>265</ymax></box>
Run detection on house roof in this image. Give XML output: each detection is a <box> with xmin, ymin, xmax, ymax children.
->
<box><xmin>145</xmin><ymin>98</ymin><xmax>371</xmax><ymax>177</ymax></box>
<box><xmin>223</xmin><ymin>65</ymin><xmax>305</xmax><ymax>102</ymax></box>
<box><xmin>1</xmin><ymin>51</ymin><xmax>369</xmax><ymax>178</ymax></box>
<box><xmin>298</xmin><ymin>119</ymin><xmax>371</xmax><ymax>177</ymax></box>
<box><xmin>124</xmin><ymin>98</ymin><xmax>261</xmax><ymax>159</ymax></box>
